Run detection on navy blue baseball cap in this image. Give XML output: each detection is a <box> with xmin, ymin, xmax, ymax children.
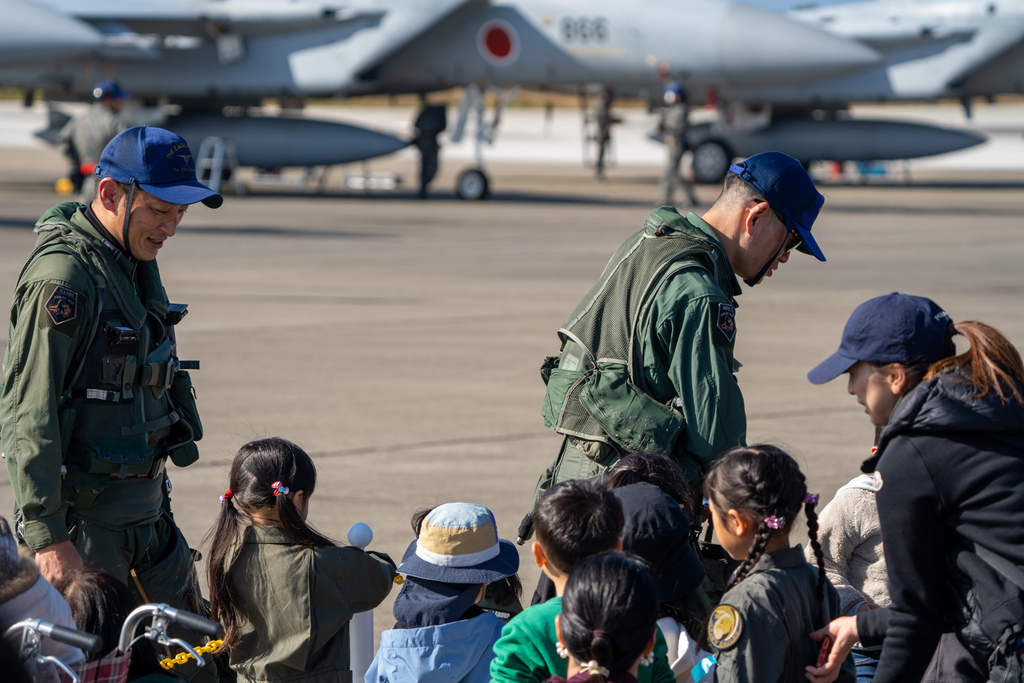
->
<box><xmin>729</xmin><ymin>151</ymin><xmax>825</xmax><ymax>261</ymax></box>
<box><xmin>95</xmin><ymin>126</ymin><xmax>223</xmax><ymax>209</ymax></box>
<box><xmin>93</xmin><ymin>79</ymin><xmax>128</xmax><ymax>100</ymax></box>
<box><xmin>807</xmin><ymin>292</ymin><xmax>955</xmax><ymax>384</ymax></box>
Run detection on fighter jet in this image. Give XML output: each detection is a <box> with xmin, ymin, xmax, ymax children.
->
<box><xmin>2</xmin><ymin>0</ymin><xmax>882</xmax><ymax>197</ymax></box>
<box><xmin>678</xmin><ymin>0</ymin><xmax>1018</xmax><ymax>182</ymax></box>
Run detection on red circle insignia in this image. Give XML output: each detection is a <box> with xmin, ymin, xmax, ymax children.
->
<box><xmin>478</xmin><ymin>19</ymin><xmax>519</xmax><ymax>65</ymax></box>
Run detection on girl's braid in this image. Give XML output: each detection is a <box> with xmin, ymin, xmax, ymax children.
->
<box><xmin>805</xmin><ymin>501</ymin><xmax>827</xmax><ymax>622</ymax></box>
<box><xmin>727</xmin><ymin>522</ymin><xmax>774</xmax><ymax>589</ymax></box>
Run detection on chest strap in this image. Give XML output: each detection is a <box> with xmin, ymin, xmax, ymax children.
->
<box><xmin>120</xmin><ymin>411</ymin><xmax>181</xmax><ymax>437</ymax></box>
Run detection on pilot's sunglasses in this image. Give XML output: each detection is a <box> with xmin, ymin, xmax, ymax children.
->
<box><xmin>771</xmin><ymin>207</ymin><xmax>803</xmax><ymax>252</ymax></box>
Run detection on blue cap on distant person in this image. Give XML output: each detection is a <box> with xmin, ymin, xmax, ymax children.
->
<box><xmin>664</xmin><ymin>80</ymin><xmax>686</xmax><ymax>103</ymax></box>
<box><xmin>95</xmin><ymin>126</ymin><xmax>223</xmax><ymax>209</ymax></box>
<box><xmin>729</xmin><ymin>151</ymin><xmax>825</xmax><ymax>261</ymax></box>
<box><xmin>93</xmin><ymin>79</ymin><xmax>128</xmax><ymax>100</ymax></box>
<box><xmin>807</xmin><ymin>292</ymin><xmax>955</xmax><ymax>384</ymax></box>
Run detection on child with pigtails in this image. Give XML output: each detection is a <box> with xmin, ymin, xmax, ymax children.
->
<box><xmin>702</xmin><ymin>445</ymin><xmax>855</xmax><ymax>683</ymax></box>
<box><xmin>203</xmin><ymin>437</ymin><xmax>397</xmax><ymax>683</ymax></box>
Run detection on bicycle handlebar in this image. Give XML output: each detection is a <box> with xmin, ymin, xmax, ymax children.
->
<box><xmin>5</xmin><ymin>619</ymin><xmax>104</xmax><ymax>654</ymax></box>
<box><xmin>41</xmin><ymin>623</ymin><xmax>105</xmax><ymax>654</ymax></box>
<box><xmin>118</xmin><ymin>604</ymin><xmax>224</xmax><ymax>654</ymax></box>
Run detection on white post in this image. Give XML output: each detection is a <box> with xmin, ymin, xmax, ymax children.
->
<box><xmin>347</xmin><ymin>523</ymin><xmax>374</xmax><ymax>683</ymax></box>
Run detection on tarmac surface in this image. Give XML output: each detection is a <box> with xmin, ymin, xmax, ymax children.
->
<box><xmin>1</xmin><ymin>127</ymin><xmax>1023</xmax><ymax>643</ymax></box>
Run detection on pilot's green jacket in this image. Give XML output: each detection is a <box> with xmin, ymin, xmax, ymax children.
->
<box><xmin>225</xmin><ymin>525</ymin><xmax>396</xmax><ymax>683</ymax></box>
<box><xmin>1</xmin><ymin>202</ymin><xmax>200</xmax><ymax>552</ymax></box>
<box><xmin>535</xmin><ymin>208</ymin><xmax>746</xmax><ymax>501</ymax></box>
<box><xmin>709</xmin><ymin>546</ymin><xmax>855</xmax><ymax>683</ymax></box>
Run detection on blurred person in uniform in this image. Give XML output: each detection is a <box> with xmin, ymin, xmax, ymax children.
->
<box><xmin>412</xmin><ymin>102</ymin><xmax>447</xmax><ymax>199</ymax></box>
<box><xmin>1</xmin><ymin>126</ymin><xmax>222</xmax><ymax>679</ymax></box>
<box><xmin>660</xmin><ymin>81</ymin><xmax>698</xmax><ymax>207</ymax></box>
<box><xmin>522</xmin><ymin>152</ymin><xmax>826</xmax><ymax>544</ymax></box>
<box><xmin>58</xmin><ymin>80</ymin><xmax>128</xmax><ymax>197</ymax></box>
<box><xmin>593</xmin><ymin>87</ymin><xmax>621</xmax><ymax>182</ymax></box>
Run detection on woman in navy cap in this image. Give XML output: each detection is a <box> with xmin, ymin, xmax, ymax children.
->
<box><xmin>805</xmin><ymin>293</ymin><xmax>1024</xmax><ymax>683</ymax></box>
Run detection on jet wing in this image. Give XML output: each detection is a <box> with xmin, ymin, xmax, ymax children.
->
<box><xmin>46</xmin><ymin>0</ymin><xmax>384</xmax><ymax>39</ymax></box>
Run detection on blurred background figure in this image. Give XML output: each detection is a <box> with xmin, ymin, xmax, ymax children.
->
<box><xmin>660</xmin><ymin>81</ymin><xmax>698</xmax><ymax>207</ymax></box>
<box><xmin>58</xmin><ymin>79</ymin><xmax>128</xmax><ymax>198</ymax></box>
<box><xmin>412</xmin><ymin>101</ymin><xmax>447</xmax><ymax>199</ymax></box>
<box><xmin>593</xmin><ymin>87</ymin><xmax>620</xmax><ymax>182</ymax></box>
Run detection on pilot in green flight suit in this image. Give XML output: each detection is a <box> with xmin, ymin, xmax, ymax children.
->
<box><xmin>526</xmin><ymin>152</ymin><xmax>828</xmax><ymax>540</ymax></box>
<box><xmin>1</xmin><ymin>126</ymin><xmax>223</xmax><ymax>678</ymax></box>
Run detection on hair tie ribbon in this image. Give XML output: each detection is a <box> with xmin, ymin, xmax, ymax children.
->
<box><xmin>271</xmin><ymin>481</ymin><xmax>290</xmax><ymax>497</ymax></box>
<box><xmin>803</xmin><ymin>493</ymin><xmax>819</xmax><ymax>507</ymax></box>
<box><xmin>580</xmin><ymin>661</ymin><xmax>611</xmax><ymax>677</ymax></box>
<box><xmin>219</xmin><ymin>489</ymin><xmax>233</xmax><ymax>503</ymax></box>
<box><xmin>764</xmin><ymin>515</ymin><xmax>785</xmax><ymax>530</ymax></box>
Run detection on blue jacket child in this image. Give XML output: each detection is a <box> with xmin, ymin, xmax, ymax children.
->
<box><xmin>365</xmin><ymin>503</ymin><xmax>520</xmax><ymax>683</ymax></box>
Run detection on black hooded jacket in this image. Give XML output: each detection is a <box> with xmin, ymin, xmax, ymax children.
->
<box><xmin>860</xmin><ymin>368</ymin><xmax>1024</xmax><ymax>683</ymax></box>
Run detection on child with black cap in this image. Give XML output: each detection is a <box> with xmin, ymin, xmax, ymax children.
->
<box><xmin>611</xmin><ymin>482</ymin><xmax>713</xmax><ymax>681</ymax></box>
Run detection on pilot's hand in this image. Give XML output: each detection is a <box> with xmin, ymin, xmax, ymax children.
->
<box><xmin>804</xmin><ymin>616</ymin><xmax>859</xmax><ymax>683</ymax></box>
<box><xmin>35</xmin><ymin>540</ymin><xmax>84</xmax><ymax>584</ymax></box>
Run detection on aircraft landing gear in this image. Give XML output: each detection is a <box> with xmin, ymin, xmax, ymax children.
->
<box><xmin>450</xmin><ymin>82</ymin><xmax>518</xmax><ymax>200</ymax></box>
<box><xmin>455</xmin><ymin>168</ymin><xmax>489</xmax><ymax>200</ymax></box>
<box><xmin>691</xmin><ymin>139</ymin><xmax>732</xmax><ymax>184</ymax></box>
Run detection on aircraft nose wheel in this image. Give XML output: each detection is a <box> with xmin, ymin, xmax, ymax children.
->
<box><xmin>456</xmin><ymin>168</ymin><xmax>490</xmax><ymax>200</ymax></box>
<box><xmin>691</xmin><ymin>140</ymin><xmax>732</xmax><ymax>185</ymax></box>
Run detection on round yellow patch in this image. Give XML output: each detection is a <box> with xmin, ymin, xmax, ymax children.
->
<box><xmin>707</xmin><ymin>604</ymin><xmax>743</xmax><ymax>650</ymax></box>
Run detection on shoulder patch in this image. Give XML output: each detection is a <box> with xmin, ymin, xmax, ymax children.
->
<box><xmin>45</xmin><ymin>285</ymin><xmax>78</xmax><ymax>326</ymax></box>
<box><xmin>708</xmin><ymin>604</ymin><xmax>743</xmax><ymax>651</ymax></box>
<box><xmin>711</xmin><ymin>302</ymin><xmax>737</xmax><ymax>346</ymax></box>
<box><xmin>872</xmin><ymin>470</ymin><xmax>883</xmax><ymax>491</ymax></box>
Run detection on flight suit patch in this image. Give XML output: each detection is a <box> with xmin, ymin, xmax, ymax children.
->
<box><xmin>711</xmin><ymin>302</ymin><xmax>736</xmax><ymax>346</ymax></box>
<box><xmin>708</xmin><ymin>604</ymin><xmax>743</xmax><ymax>650</ymax></box>
<box><xmin>43</xmin><ymin>285</ymin><xmax>79</xmax><ymax>333</ymax></box>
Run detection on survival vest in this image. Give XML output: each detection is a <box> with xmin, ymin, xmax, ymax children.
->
<box><xmin>10</xmin><ymin>209</ymin><xmax>202</xmax><ymax>508</ymax></box>
<box><xmin>540</xmin><ymin>207</ymin><xmax>730</xmax><ymax>458</ymax></box>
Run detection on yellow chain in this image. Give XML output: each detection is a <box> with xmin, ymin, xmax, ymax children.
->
<box><xmin>159</xmin><ymin>639</ymin><xmax>223</xmax><ymax>670</ymax></box>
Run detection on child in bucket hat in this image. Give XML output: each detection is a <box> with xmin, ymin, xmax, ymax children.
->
<box><xmin>366</xmin><ymin>503</ymin><xmax>520</xmax><ymax>683</ymax></box>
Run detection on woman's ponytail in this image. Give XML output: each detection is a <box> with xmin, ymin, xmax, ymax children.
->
<box><xmin>928</xmin><ymin>321</ymin><xmax>1024</xmax><ymax>403</ymax></box>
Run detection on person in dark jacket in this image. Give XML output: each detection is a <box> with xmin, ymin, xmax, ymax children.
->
<box><xmin>804</xmin><ymin>292</ymin><xmax>1024</xmax><ymax>683</ymax></box>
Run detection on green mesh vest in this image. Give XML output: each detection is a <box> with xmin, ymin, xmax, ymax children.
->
<box><xmin>541</xmin><ymin>207</ymin><xmax>726</xmax><ymax>456</ymax></box>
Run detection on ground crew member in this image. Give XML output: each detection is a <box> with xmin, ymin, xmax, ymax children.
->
<box><xmin>412</xmin><ymin>103</ymin><xmax>447</xmax><ymax>199</ymax></box>
<box><xmin>1</xmin><ymin>127</ymin><xmax>222</xmax><ymax>675</ymax></box>
<box><xmin>660</xmin><ymin>81</ymin><xmax>699</xmax><ymax>207</ymax></box>
<box><xmin>523</xmin><ymin>151</ymin><xmax>826</xmax><ymax>543</ymax></box>
<box><xmin>593</xmin><ymin>87</ymin><xmax>621</xmax><ymax>182</ymax></box>
<box><xmin>58</xmin><ymin>79</ymin><xmax>128</xmax><ymax>196</ymax></box>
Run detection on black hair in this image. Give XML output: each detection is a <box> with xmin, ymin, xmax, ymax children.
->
<box><xmin>703</xmin><ymin>444</ymin><xmax>826</xmax><ymax>620</ymax></box>
<box><xmin>205</xmin><ymin>437</ymin><xmax>334</xmax><ymax>649</ymax></box>
<box><xmin>408</xmin><ymin>505</ymin><xmax>522</xmax><ymax>605</ymax></box>
<box><xmin>533</xmin><ymin>480</ymin><xmax>624</xmax><ymax>575</ymax></box>
<box><xmin>608</xmin><ymin>452</ymin><xmax>695</xmax><ymax>517</ymax></box>
<box><xmin>54</xmin><ymin>570</ymin><xmax>163</xmax><ymax>677</ymax></box>
<box><xmin>559</xmin><ymin>553</ymin><xmax>659</xmax><ymax>683</ymax></box>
